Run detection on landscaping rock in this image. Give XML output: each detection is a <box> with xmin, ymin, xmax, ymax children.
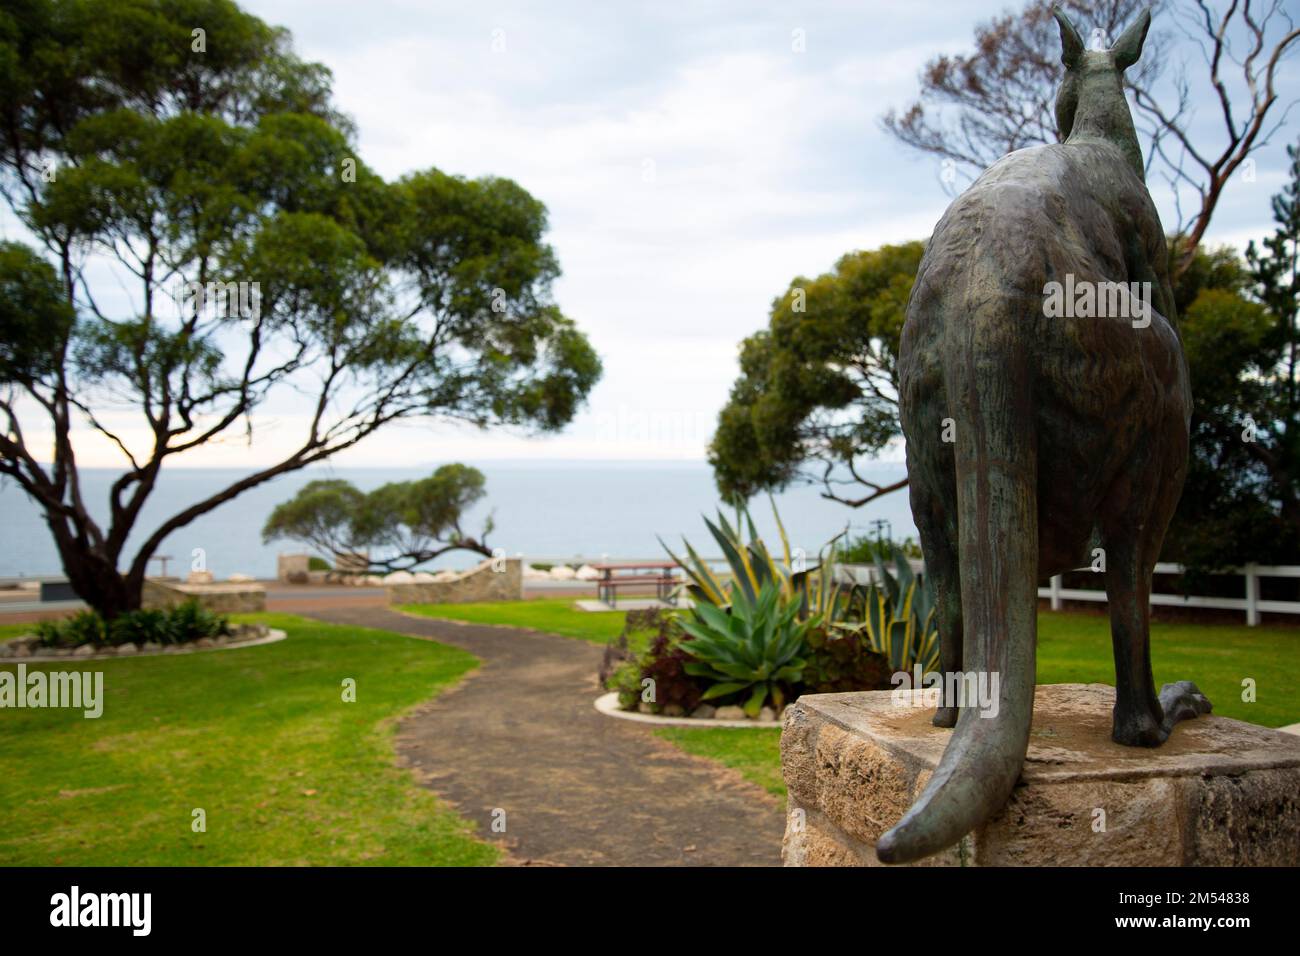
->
<box><xmin>72</xmin><ymin>644</ymin><xmax>94</xmax><ymax>657</ymax></box>
<box><xmin>141</xmin><ymin>641</ymin><xmax>162</xmax><ymax>653</ymax></box>
<box><xmin>690</xmin><ymin>704</ymin><xmax>717</xmax><ymax>720</ymax></box>
<box><xmin>758</xmin><ymin>706</ymin><xmax>777</xmax><ymax>723</ymax></box>
<box><xmin>115</xmin><ymin>643</ymin><xmax>138</xmax><ymax>655</ymax></box>
<box><xmin>637</xmin><ymin>702</ymin><xmax>658</xmax><ymax>715</ymax></box>
<box><xmin>663</xmin><ymin>704</ymin><xmax>686</xmax><ymax>717</ymax></box>
<box><xmin>195</xmin><ymin>637</ymin><xmax>214</xmax><ymax>648</ymax></box>
<box><xmin>13</xmin><ymin>644</ymin><xmax>33</xmax><ymax>658</ymax></box>
<box><xmin>0</xmin><ymin>643</ymin><xmax>12</xmax><ymax>658</ymax></box>
<box><xmin>715</xmin><ymin>705</ymin><xmax>745</xmax><ymax>720</ymax></box>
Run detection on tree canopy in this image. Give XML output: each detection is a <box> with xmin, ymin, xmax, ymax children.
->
<box><xmin>262</xmin><ymin>464</ymin><xmax>495</xmax><ymax>572</ymax></box>
<box><xmin>709</xmin><ymin>242</ymin><xmax>923</xmax><ymax>507</ymax></box>
<box><xmin>0</xmin><ymin>0</ymin><xmax>600</xmax><ymax>616</ymax></box>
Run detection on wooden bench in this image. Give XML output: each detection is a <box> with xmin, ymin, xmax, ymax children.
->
<box><xmin>593</xmin><ymin>562</ymin><xmax>679</xmax><ymax>607</ymax></box>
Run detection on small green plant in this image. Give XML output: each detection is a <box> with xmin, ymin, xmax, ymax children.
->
<box><xmin>165</xmin><ymin>600</ymin><xmax>229</xmax><ymax>644</ymax></box>
<box><xmin>602</xmin><ymin>610</ymin><xmax>709</xmax><ymax>713</ymax></box>
<box><xmin>802</xmin><ymin>626</ymin><xmax>893</xmax><ymax>693</ymax></box>
<box><xmin>678</xmin><ymin>581</ymin><xmax>810</xmax><ymax>716</ymax></box>
<box><xmin>33</xmin><ymin>600</ymin><xmax>228</xmax><ymax>648</ymax></box>
<box><xmin>109</xmin><ymin>608</ymin><xmax>169</xmax><ymax>647</ymax></box>
<box><xmin>307</xmin><ymin>556</ymin><xmax>331</xmax><ymax>572</ymax></box>
<box><xmin>607</xmin><ymin>658</ymin><xmax>646</xmax><ymax>710</ymax></box>
<box><xmin>36</xmin><ymin>610</ymin><xmax>107</xmax><ymax>648</ymax></box>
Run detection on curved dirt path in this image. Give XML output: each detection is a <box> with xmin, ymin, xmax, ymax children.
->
<box><xmin>306</xmin><ymin>606</ymin><xmax>785</xmax><ymax>866</ymax></box>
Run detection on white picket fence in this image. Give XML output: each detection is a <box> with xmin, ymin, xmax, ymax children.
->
<box><xmin>1042</xmin><ymin>562</ymin><xmax>1300</xmax><ymax>626</ymax></box>
<box><xmin>538</xmin><ymin>556</ymin><xmax>1300</xmax><ymax>627</ymax></box>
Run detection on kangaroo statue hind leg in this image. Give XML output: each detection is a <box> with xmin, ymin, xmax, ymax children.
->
<box><xmin>1099</xmin><ymin>422</ymin><xmax>1212</xmax><ymax>747</ymax></box>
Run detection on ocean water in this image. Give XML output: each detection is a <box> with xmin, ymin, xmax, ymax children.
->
<box><xmin>0</xmin><ymin>460</ymin><xmax>916</xmax><ymax>579</ymax></box>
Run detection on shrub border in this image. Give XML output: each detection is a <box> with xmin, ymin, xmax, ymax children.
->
<box><xmin>4</xmin><ymin>627</ymin><xmax>287</xmax><ymax>662</ymax></box>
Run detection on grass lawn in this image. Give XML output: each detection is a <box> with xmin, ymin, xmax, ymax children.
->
<box><xmin>0</xmin><ymin>613</ymin><xmax>498</xmax><ymax>866</ymax></box>
<box><xmin>655</xmin><ymin>727</ymin><xmax>785</xmax><ymax>797</ymax></box>
<box><xmin>1038</xmin><ymin>612</ymin><xmax>1300</xmax><ymax>727</ymax></box>
<box><xmin>400</xmin><ymin>597</ymin><xmax>630</xmax><ymax>646</ymax></box>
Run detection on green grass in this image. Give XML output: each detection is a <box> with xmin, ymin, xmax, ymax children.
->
<box><xmin>400</xmin><ymin>598</ymin><xmax>630</xmax><ymax>645</ymax></box>
<box><xmin>0</xmin><ymin>613</ymin><xmax>498</xmax><ymax>866</ymax></box>
<box><xmin>0</xmin><ymin>622</ymin><xmax>35</xmax><ymax>641</ymax></box>
<box><xmin>1038</xmin><ymin>612</ymin><xmax>1300</xmax><ymax>727</ymax></box>
<box><xmin>655</xmin><ymin>727</ymin><xmax>785</xmax><ymax>797</ymax></box>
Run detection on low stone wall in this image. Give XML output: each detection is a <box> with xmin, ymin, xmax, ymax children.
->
<box><xmin>142</xmin><ymin>579</ymin><xmax>266</xmax><ymax>614</ymax></box>
<box><xmin>781</xmin><ymin>683</ymin><xmax>1300</xmax><ymax>866</ymax></box>
<box><xmin>386</xmin><ymin>558</ymin><xmax>521</xmax><ymax>605</ymax></box>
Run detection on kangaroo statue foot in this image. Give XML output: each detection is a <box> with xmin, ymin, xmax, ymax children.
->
<box><xmin>1159</xmin><ymin>680</ymin><xmax>1213</xmax><ymax>734</ymax></box>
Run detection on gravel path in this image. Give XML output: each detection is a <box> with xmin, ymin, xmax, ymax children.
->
<box><xmin>305</xmin><ymin>606</ymin><xmax>786</xmax><ymax>866</ymax></box>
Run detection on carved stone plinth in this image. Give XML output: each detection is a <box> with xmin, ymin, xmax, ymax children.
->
<box><xmin>781</xmin><ymin>684</ymin><xmax>1300</xmax><ymax>866</ymax></box>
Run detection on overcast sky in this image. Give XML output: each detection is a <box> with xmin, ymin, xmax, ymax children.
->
<box><xmin>10</xmin><ymin>0</ymin><xmax>1299</xmax><ymax>468</ymax></box>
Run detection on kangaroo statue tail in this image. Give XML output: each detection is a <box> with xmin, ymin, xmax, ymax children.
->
<box><xmin>877</xmin><ymin>296</ymin><xmax>1039</xmax><ymax>864</ymax></box>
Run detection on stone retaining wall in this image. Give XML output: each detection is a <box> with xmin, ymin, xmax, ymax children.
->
<box><xmin>385</xmin><ymin>557</ymin><xmax>522</xmax><ymax>605</ymax></box>
<box><xmin>142</xmin><ymin>579</ymin><xmax>266</xmax><ymax>613</ymax></box>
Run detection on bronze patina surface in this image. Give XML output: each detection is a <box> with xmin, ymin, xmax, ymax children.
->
<box><xmin>883</xmin><ymin>7</ymin><xmax>1211</xmax><ymax>864</ymax></box>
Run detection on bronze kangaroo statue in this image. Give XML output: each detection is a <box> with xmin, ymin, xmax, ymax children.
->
<box><xmin>882</xmin><ymin>7</ymin><xmax>1211</xmax><ymax>865</ymax></box>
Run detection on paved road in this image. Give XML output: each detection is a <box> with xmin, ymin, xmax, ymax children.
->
<box><xmin>305</xmin><ymin>606</ymin><xmax>786</xmax><ymax>866</ymax></box>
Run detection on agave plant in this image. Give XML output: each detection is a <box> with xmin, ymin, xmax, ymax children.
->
<box><xmin>659</xmin><ymin>499</ymin><xmax>793</xmax><ymax>606</ymax></box>
<box><xmin>678</xmin><ymin>581</ymin><xmax>810</xmax><ymax>716</ymax></box>
<box><xmin>835</xmin><ymin>544</ymin><xmax>940</xmax><ymax>674</ymax></box>
<box><xmin>660</xmin><ymin>497</ymin><xmax>842</xmax><ymax>611</ymax></box>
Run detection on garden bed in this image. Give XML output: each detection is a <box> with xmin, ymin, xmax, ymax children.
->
<box><xmin>594</xmin><ymin>691</ymin><xmax>783</xmax><ymax>727</ymax></box>
<box><xmin>0</xmin><ymin>623</ymin><xmax>282</xmax><ymax>661</ymax></box>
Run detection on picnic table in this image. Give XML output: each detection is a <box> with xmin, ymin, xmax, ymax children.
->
<box><xmin>593</xmin><ymin>561</ymin><xmax>679</xmax><ymax>607</ymax></box>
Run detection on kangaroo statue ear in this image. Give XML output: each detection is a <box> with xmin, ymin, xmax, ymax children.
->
<box><xmin>1053</xmin><ymin>6</ymin><xmax>1085</xmax><ymax>69</ymax></box>
<box><xmin>1111</xmin><ymin>8</ymin><xmax>1152</xmax><ymax>71</ymax></box>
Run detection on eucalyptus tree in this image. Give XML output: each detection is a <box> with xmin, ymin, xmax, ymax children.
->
<box><xmin>0</xmin><ymin>0</ymin><xmax>600</xmax><ymax>616</ymax></box>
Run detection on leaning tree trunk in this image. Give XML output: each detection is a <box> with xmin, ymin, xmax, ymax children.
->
<box><xmin>46</xmin><ymin>519</ymin><xmax>142</xmax><ymax>621</ymax></box>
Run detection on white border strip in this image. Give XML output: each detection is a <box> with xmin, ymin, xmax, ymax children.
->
<box><xmin>594</xmin><ymin>690</ymin><xmax>779</xmax><ymax>729</ymax></box>
<box><xmin>9</xmin><ymin>628</ymin><xmax>287</xmax><ymax>663</ymax></box>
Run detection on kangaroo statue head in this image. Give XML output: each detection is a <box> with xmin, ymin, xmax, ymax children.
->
<box><xmin>1053</xmin><ymin>6</ymin><xmax>1150</xmax><ymax>181</ymax></box>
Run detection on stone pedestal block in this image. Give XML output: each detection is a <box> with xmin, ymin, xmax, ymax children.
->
<box><xmin>780</xmin><ymin>683</ymin><xmax>1300</xmax><ymax>866</ymax></box>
